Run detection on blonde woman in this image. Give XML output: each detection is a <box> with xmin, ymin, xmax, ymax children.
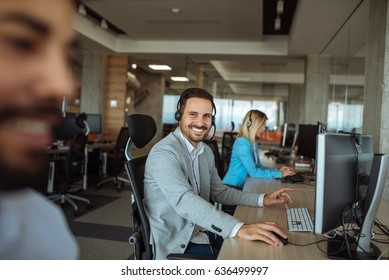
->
<box><xmin>223</xmin><ymin>110</ymin><xmax>295</xmax><ymax>189</ymax></box>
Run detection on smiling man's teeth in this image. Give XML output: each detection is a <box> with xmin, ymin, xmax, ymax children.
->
<box><xmin>13</xmin><ymin>119</ymin><xmax>50</xmax><ymax>134</ymax></box>
<box><xmin>192</xmin><ymin>127</ymin><xmax>204</xmax><ymax>133</ymax></box>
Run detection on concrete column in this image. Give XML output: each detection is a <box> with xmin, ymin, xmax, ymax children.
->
<box><xmin>196</xmin><ymin>66</ymin><xmax>204</xmax><ymax>88</ymax></box>
<box><xmin>287</xmin><ymin>84</ymin><xmax>305</xmax><ymax>126</ymax></box>
<box><xmin>80</xmin><ymin>52</ymin><xmax>106</xmax><ymax>114</ymax></box>
<box><xmin>132</xmin><ymin>67</ymin><xmax>165</xmax><ymax>156</ymax></box>
<box><xmin>363</xmin><ymin>0</ymin><xmax>389</xmax><ymax>201</ymax></box>
<box><xmin>304</xmin><ymin>55</ymin><xmax>330</xmax><ymax>125</ymax></box>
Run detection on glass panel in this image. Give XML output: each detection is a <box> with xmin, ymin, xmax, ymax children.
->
<box><xmin>162</xmin><ymin>95</ymin><xmax>179</xmax><ymax>124</ymax></box>
<box><xmin>320</xmin><ymin>1</ymin><xmax>367</xmax><ymax>132</ymax></box>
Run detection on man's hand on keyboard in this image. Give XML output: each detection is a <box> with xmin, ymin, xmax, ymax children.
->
<box><xmin>236</xmin><ymin>222</ymin><xmax>287</xmax><ymax>246</ymax></box>
<box><xmin>264</xmin><ymin>187</ymin><xmax>294</xmax><ymax>209</ymax></box>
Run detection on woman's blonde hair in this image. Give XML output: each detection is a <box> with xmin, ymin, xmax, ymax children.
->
<box><xmin>237</xmin><ymin>110</ymin><xmax>268</xmax><ymax>144</ymax></box>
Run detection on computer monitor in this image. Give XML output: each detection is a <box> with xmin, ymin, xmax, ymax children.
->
<box><xmin>280</xmin><ymin>123</ymin><xmax>296</xmax><ymax>148</ymax></box>
<box><xmin>86</xmin><ymin>114</ymin><xmax>102</xmax><ymax>135</ymax></box>
<box><xmin>296</xmin><ymin>124</ymin><xmax>318</xmax><ymax>160</ymax></box>
<box><xmin>314</xmin><ymin>132</ymin><xmax>389</xmax><ymax>259</ymax></box>
<box><xmin>53</xmin><ymin>113</ymin><xmax>84</xmax><ymax>141</ymax></box>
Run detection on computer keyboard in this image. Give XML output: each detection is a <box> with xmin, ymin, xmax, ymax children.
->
<box><xmin>286</xmin><ymin>207</ymin><xmax>313</xmax><ymax>232</ymax></box>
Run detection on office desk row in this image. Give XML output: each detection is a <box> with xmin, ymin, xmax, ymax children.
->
<box><xmin>217</xmin><ymin>176</ymin><xmax>389</xmax><ymax>260</ymax></box>
<box><xmin>46</xmin><ymin>142</ymin><xmax>115</xmax><ymax>193</ymax></box>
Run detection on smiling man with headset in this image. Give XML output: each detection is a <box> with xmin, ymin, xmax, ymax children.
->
<box><xmin>143</xmin><ymin>87</ymin><xmax>294</xmax><ymax>259</ymax></box>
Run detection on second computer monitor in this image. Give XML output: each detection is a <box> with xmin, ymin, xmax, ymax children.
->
<box><xmin>296</xmin><ymin>124</ymin><xmax>318</xmax><ymax>160</ymax></box>
<box><xmin>315</xmin><ymin>133</ymin><xmax>374</xmax><ymax>235</ymax></box>
<box><xmin>280</xmin><ymin>123</ymin><xmax>296</xmax><ymax>148</ymax></box>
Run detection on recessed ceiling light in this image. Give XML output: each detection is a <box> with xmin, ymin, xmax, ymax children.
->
<box><xmin>277</xmin><ymin>0</ymin><xmax>284</xmax><ymax>14</ymax></box>
<box><xmin>101</xmin><ymin>19</ymin><xmax>108</xmax><ymax>30</ymax></box>
<box><xmin>171</xmin><ymin>8</ymin><xmax>180</xmax><ymax>14</ymax></box>
<box><xmin>171</xmin><ymin>76</ymin><xmax>189</xmax><ymax>82</ymax></box>
<box><xmin>148</xmin><ymin>64</ymin><xmax>172</xmax><ymax>71</ymax></box>
<box><xmin>274</xmin><ymin>16</ymin><xmax>281</xmax><ymax>31</ymax></box>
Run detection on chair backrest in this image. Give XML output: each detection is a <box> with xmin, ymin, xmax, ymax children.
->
<box><xmin>66</xmin><ymin>133</ymin><xmax>87</xmax><ymax>183</ymax></box>
<box><xmin>114</xmin><ymin>127</ymin><xmax>130</xmax><ymax>162</ymax></box>
<box><xmin>124</xmin><ymin>156</ymin><xmax>153</xmax><ymax>260</ymax></box>
<box><xmin>221</xmin><ymin>131</ymin><xmax>238</xmax><ymax>176</ymax></box>
<box><xmin>203</xmin><ymin>139</ymin><xmax>223</xmax><ymax>178</ymax></box>
<box><xmin>125</xmin><ymin>114</ymin><xmax>157</xmax><ymax>160</ymax></box>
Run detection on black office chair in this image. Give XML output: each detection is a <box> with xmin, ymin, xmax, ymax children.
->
<box><xmin>221</xmin><ymin>131</ymin><xmax>238</xmax><ymax>177</ymax></box>
<box><xmin>97</xmin><ymin>127</ymin><xmax>130</xmax><ymax>191</ymax></box>
<box><xmin>203</xmin><ymin>139</ymin><xmax>223</xmax><ymax>178</ymax></box>
<box><xmin>48</xmin><ymin>133</ymin><xmax>91</xmax><ymax>215</ymax></box>
<box><xmin>125</xmin><ymin>114</ymin><xmax>157</xmax><ymax>160</ymax></box>
<box><xmin>124</xmin><ymin>114</ymin><xmax>215</xmax><ymax>260</ymax></box>
<box><xmin>220</xmin><ymin>132</ymin><xmax>239</xmax><ymax>216</ymax></box>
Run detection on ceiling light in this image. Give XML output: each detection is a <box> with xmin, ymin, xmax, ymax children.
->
<box><xmin>171</xmin><ymin>76</ymin><xmax>189</xmax><ymax>82</ymax></box>
<box><xmin>148</xmin><ymin>64</ymin><xmax>172</xmax><ymax>71</ymax></box>
<box><xmin>131</xmin><ymin>63</ymin><xmax>137</xmax><ymax>69</ymax></box>
<box><xmin>171</xmin><ymin>8</ymin><xmax>180</xmax><ymax>14</ymax></box>
<box><xmin>101</xmin><ymin>19</ymin><xmax>108</xmax><ymax>30</ymax></box>
<box><xmin>274</xmin><ymin>16</ymin><xmax>281</xmax><ymax>31</ymax></box>
<box><xmin>78</xmin><ymin>4</ymin><xmax>87</xmax><ymax>16</ymax></box>
<box><xmin>276</xmin><ymin>0</ymin><xmax>284</xmax><ymax>14</ymax></box>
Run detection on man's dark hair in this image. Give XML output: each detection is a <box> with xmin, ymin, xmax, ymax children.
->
<box><xmin>178</xmin><ymin>87</ymin><xmax>215</xmax><ymax>113</ymax></box>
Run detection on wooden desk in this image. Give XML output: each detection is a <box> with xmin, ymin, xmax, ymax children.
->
<box><xmin>218</xmin><ymin>177</ymin><xmax>389</xmax><ymax>260</ymax></box>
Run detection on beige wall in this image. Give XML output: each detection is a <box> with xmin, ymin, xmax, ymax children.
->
<box><xmin>103</xmin><ymin>55</ymin><xmax>128</xmax><ymax>141</ymax></box>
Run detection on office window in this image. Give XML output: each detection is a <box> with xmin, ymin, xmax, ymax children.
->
<box><xmin>327</xmin><ymin>102</ymin><xmax>363</xmax><ymax>133</ymax></box>
<box><xmin>162</xmin><ymin>95</ymin><xmax>279</xmax><ymax>135</ymax></box>
<box><xmin>252</xmin><ymin>100</ymin><xmax>278</xmax><ymax>130</ymax></box>
<box><xmin>162</xmin><ymin>95</ymin><xmax>180</xmax><ymax>124</ymax></box>
<box><xmin>214</xmin><ymin>98</ymin><xmax>233</xmax><ymax>133</ymax></box>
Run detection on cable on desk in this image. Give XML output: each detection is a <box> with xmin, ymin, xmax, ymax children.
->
<box><xmin>378</xmin><ymin>249</ymin><xmax>389</xmax><ymax>260</ymax></box>
<box><xmin>375</xmin><ymin>218</ymin><xmax>389</xmax><ymax>236</ymax></box>
<box><xmin>287</xmin><ymin>239</ymin><xmax>327</xmax><ymax>247</ymax></box>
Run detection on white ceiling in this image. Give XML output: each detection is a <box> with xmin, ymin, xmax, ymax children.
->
<box><xmin>76</xmin><ymin>0</ymin><xmax>367</xmax><ymax>98</ymax></box>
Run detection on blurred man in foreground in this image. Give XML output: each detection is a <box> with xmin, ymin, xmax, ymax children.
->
<box><xmin>0</xmin><ymin>0</ymin><xmax>79</xmax><ymax>259</ymax></box>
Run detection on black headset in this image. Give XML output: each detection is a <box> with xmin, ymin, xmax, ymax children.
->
<box><xmin>246</xmin><ymin>110</ymin><xmax>253</xmax><ymax>127</ymax></box>
<box><xmin>174</xmin><ymin>96</ymin><xmax>216</xmax><ymax>126</ymax></box>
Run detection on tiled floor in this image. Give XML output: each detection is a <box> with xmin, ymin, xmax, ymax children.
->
<box><xmin>55</xmin><ymin>180</ymin><xmax>135</xmax><ymax>260</ymax></box>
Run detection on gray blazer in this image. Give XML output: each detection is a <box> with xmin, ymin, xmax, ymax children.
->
<box><xmin>144</xmin><ymin>128</ymin><xmax>261</xmax><ymax>259</ymax></box>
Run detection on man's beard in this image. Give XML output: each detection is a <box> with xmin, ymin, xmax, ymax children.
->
<box><xmin>0</xmin><ymin>99</ymin><xmax>60</xmax><ymax>191</ymax></box>
<box><xmin>0</xmin><ymin>152</ymin><xmax>50</xmax><ymax>191</ymax></box>
<box><xmin>0</xmin><ymin>99</ymin><xmax>61</xmax><ymax>125</ymax></box>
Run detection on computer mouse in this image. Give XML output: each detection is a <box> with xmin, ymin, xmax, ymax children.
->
<box><xmin>271</xmin><ymin>231</ymin><xmax>288</xmax><ymax>245</ymax></box>
<box><xmin>281</xmin><ymin>176</ymin><xmax>292</xmax><ymax>183</ymax></box>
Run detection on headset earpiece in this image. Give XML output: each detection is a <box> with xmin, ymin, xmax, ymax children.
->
<box><xmin>175</xmin><ymin>97</ymin><xmax>182</xmax><ymax>121</ymax></box>
<box><xmin>174</xmin><ymin>109</ymin><xmax>182</xmax><ymax>121</ymax></box>
<box><xmin>246</xmin><ymin>111</ymin><xmax>253</xmax><ymax>127</ymax></box>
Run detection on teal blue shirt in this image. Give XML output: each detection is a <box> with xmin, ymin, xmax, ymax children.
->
<box><xmin>223</xmin><ymin>137</ymin><xmax>282</xmax><ymax>189</ymax></box>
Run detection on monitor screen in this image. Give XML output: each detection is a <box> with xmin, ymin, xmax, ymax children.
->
<box><xmin>314</xmin><ymin>133</ymin><xmax>388</xmax><ymax>259</ymax></box>
<box><xmin>280</xmin><ymin>123</ymin><xmax>295</xmax><ymax>147</ymax></box>
<box><xmin>296</xmin><ymin>124</ymin><xmax>318</xmax><ymax>160</ymax></box>
<box><xmin>86</xmin><ymin>114</ymin><xmax>102</xmax><ymax>134</ymax></box>
<box><xmin>53</xmin><ymin>113</ymin><xmax>84</xmax><ymax>141</ymax></box>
